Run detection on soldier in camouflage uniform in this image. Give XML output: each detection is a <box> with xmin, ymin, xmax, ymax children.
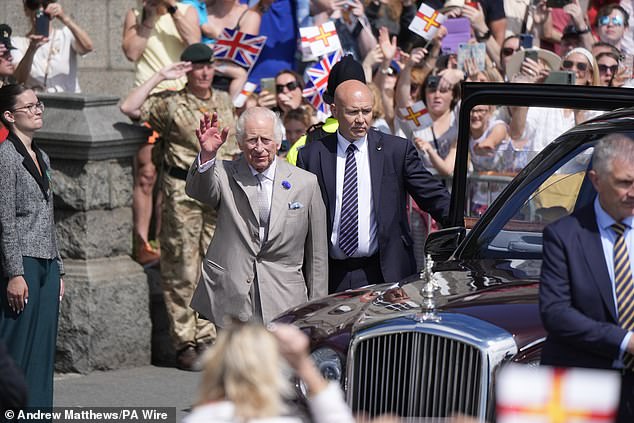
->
<box><xmin>120</xmin><ymin>43</ymin><xmax>239</xmax><ymax>370</ymax></box>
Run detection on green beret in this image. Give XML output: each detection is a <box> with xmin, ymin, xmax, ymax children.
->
<box><xmin>180</xmin><ymin>43</ymin><xmax>214</xmax><ymax>64</ymax></box>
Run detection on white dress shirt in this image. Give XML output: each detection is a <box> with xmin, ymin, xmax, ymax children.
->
<box><xmin>330</xmin><ymin>131</ymin><xmax>378</xmax><ymax>259</ymax></box>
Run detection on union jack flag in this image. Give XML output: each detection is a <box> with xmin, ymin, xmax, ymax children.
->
<box><xmin>213</xmin><ymin>28</ymin><xmax>267</xmax><ymax>70</ymax></box>
<box><xmin>306</xmin><ymin>50</ymin><xmax>343</xmax><ymax>95</ymax></box>
<box><xmin>303</xmin><ymin>80</ymin><xmax>330</xmax><ymax>115</ymax></box>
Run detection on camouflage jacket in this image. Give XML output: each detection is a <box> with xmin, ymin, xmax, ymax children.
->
<box><xmin>141</xmin><ymin>87</ymin><xmax>239</xmax><ymax>170</ymax></box>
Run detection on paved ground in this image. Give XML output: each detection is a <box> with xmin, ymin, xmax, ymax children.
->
<box><xmin>54</xmin><ymin>366</ymin><xmax>201</xmax><ymax>422</ymax></box>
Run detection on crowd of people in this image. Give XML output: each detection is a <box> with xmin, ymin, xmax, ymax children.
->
<box><xmin>1</xmin><ymin>0</ymin><xmax>634</xmax><ymax>420</ymax></box>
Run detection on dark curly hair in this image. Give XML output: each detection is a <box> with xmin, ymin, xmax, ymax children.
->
<box><xmin>24</xmin><ymin>0</ymin><xmax>56</xmax><ymax>11</ymax></box>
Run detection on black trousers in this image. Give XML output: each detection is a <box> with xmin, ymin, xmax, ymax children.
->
<box><xmin>617</xmin><ymin>371</ymin><xmax>634</xmax><ymax>423</ymax></box>
<box><xmin>328</xmin><ymin>254</ymin><xmax>384</xmax><ymax>293</ymax></box>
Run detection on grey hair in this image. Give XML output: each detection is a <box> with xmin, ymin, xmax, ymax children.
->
<box><xmin>235</xmin><ymin>107</ymin><xmax>284</xmax><ymax>146</ymax></box>
<box><xmin>592</xmin><ymin>133</ymin><xmax>634</xmax><ymax>174</ymax></box>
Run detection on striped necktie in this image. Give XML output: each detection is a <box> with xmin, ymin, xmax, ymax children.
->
<box><xmin>339</xmin><ymin>144</ymin><xmax>358</xmax><ymax>257</ymax></box>
<box><xmin>613</xmin><ymin>223</ymin><xmax>634</xmax><ymax>369</ymax></box>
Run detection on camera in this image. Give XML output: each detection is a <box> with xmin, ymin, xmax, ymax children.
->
<box><xmin>427</xmin><ymin>75</ymin><xmax>440</xmax><ymax>90</ymax></box>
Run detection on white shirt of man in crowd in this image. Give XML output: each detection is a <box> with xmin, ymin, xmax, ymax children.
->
<box><xmin>12</xmin><ymin>26</ymin><xmax>82</xmax><ymax>93</ymax></box>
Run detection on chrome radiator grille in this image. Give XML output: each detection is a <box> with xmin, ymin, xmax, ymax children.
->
<box><xmin>349</xmin><ymin>331</ymin><xmax>483</xmax><ymax>418</ymax></box>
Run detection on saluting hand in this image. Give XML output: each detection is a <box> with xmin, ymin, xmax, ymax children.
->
<box><xmin>159</xmin><ymin>61</ymin><xmax>192</xmax><ymax>81</ymax></box>
<box><xmin>196</xmin><ymin>112</ymin><xmax>229</xmax><ymax>164</ymax></box>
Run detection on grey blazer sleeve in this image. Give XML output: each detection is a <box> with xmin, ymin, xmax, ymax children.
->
<box><xmin>185</xmin><ymin>157</ymin><xmax>222</xmax><ymax>208</ymax></box>
<box><xmin>0</xmin><ymin>149</ymin><xmax>25</xmax><ymax>278</ymax></box>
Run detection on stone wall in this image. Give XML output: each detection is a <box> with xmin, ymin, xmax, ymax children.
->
<box><xmin>37</xmin><ymin>93</ymin><xmax>152</xmax><ymax>373</ymax></box>
<box><xmin>1</xmin><ymin>0</ymin><xmax>137</xmax><ymax>98</ymax></box>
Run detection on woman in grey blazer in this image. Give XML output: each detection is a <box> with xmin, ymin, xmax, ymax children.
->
<box><xmin>0</xmin><ymin>84</ymin><xmax>63</xmax><ymax>407</ymax></box>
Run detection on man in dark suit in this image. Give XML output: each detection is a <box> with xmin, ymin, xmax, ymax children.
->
<box><xmin>297</xmin><ymin>79</ymin><xmax>450</xmax><ymax>293</ymax></box>
<box><xmin>540</xmin><ymin>134</ymin><xmax>634</xmax><ymax>422</ymax></box>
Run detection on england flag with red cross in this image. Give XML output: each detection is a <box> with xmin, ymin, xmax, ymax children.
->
<box><xmin>213</xmin><ymin>28</ymin><xmax>267</xmax><ymax>70</ymax></box>
<box><xmin>408</xmin><ymin>3</ymin><xmax>446</xmax><ymax>40</ymax></box>
<box><xmin>306</xmin><ymin>50</ymin><xmax>343</xmax><ymax>96</ymax></box>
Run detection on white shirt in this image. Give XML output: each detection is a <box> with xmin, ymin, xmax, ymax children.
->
<box><xmin>330</xmin><ymin>131</ymin><xmax>378</xmax><ymax>259</ymax></box>
<box><xmin>183</xmin><ymin>382</ymin><xmax>354</xmax><ymax>423</ymax></box>
<box><xmin>12</xmin><ymin>26</ymin><xmax>81</xmax><ymax>93</ymax></box>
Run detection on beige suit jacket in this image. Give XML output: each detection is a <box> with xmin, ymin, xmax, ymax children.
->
<box><xmin>185</xmin><ymin>156</ymin><xmax>328</xmax><ymax>325</ymax></box>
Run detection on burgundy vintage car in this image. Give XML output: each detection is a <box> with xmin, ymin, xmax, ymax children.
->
<box><xmin>274</xmin><ymin>83</ymin><xmax>634</xmax><ymax>421</ymax></box>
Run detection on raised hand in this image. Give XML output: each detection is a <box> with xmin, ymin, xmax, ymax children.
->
<box><xmin>531</xmin><ymin>0</ymin><xmax>549</xmax><ymax>25</ymax></box>
<box><xmin>363</xmin><ymin>45</ymin><xmax>385</xmax><ymax>69</ymax></box>
<box><xmin>269</xmin><ymin>323</ymin><xmax>310</xmax><ymax>369</ymax></box>
<box><xmin>434</xmin><ymin>25</ymin><xmax>448</xmax><ymax>43</ymax></box>
<box><xmin>612</xmin><ymin>64</ymin><xmax>629</xmax><ymax>87</ymax></box>
<box><xmin>407</xmin><ymin>47</ymin><xmax>427</xmax><ymax>67</ymax></box>
<box><xmin>27</xmin><ymin>34</ymin><xmax>48</xmax><ymax>51</ymax></box>
<box><xmin>462</xmin><ymin>3</ymin><xmax>488</xmax><ymax>35</ymax></box>
<box><xmin>348</xmin><ymin>0</ymin><xmax>366</xmax><ymax>18</ymax></box>
<box><xmin>159</xmin><ymin>61</ymin><xmax>192</xmax><ymax>80</ymax></box>
<box><xmin>378</xmin><ymin>26</ymin><xmax>397</xmax><ymax>62</ymax></box>
<box><xmin>563</xmin><ymin>0</ymin><xmax>586</xmax><ymax>27</ymax></box>
<box><xmin>438</xmin><ymin>68</ymin><xmax>464</xmax><ymax>90</ymax></box>
<box><xmin>44</xmin><ymin>2</ymin><xmax>65</xmax><ymax>21</ymax></box>
<box><xmin>196</xmin><ymin>112</ymin><xmax>229</xmax><ymax>163</ymax></box>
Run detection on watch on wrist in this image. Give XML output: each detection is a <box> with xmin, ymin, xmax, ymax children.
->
<box><xmin>475</xmin><ymin>30</ymin><xmax>491</xmax><ymax>41</ymax></box>
<box><xmin>167</xmin><ymin>4</ymin><xmax>177</xmax><ymax>15</ymax></box>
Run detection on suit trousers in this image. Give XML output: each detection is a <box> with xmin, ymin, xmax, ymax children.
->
<box><xmin>618</xmin><ymin>372</ymin><xmax>634</xmax><ymax>423</ymax></box>
<box><xmin>159</xmin><ymin>174</ymin><xmax>216</xmax><ymax>351</ymax></box>
<box><xmin>329</xmin><ymin>254</ymin><xmax>383</xmax><ymax>293</ymax></box>
<box><xmin>0</xmin><ymin>256</ymin><xmax>60</xmax><ymax>407</ymax></box>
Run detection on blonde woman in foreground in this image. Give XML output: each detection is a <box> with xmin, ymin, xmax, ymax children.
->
<box><xmin>184</xmin><ymin>321</ymin><xmax>355</xmax><ymax>423</ymax></box>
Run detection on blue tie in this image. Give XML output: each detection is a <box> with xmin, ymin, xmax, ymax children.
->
<box><xmin>339</xmin><ymin>144</ymin><xmax>358</xmax><ymax>257</ymax></box>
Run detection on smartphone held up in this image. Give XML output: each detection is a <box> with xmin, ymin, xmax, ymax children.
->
<box><xmin>35</xmin><ymin>9</ymin><xmax>50</xmax><ymax>37</ymax></box>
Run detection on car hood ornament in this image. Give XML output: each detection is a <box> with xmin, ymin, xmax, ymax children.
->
<box><xmin>416</xmin><ymin>255</ymin><xmax>441</xmax><ymax>322</ymax></box>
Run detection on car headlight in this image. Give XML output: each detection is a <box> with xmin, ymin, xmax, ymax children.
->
<box><xmin>297</xmin><ymin>347</ymin><xmax>343</xmax><ymax>398</ymax></box>
<box><xmin>312</xmin><ymin>347</ymin><xmax>343</xmax><ymax>381</ymax></box>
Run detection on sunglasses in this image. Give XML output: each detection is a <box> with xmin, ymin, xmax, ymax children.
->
<box><xmin>502</xmin><ymin>46</ymin><xmax>521</xmax><ymax>57</ymax></box>
<box><xmin>598</xmin><ymin>15</ymin><xmax>624</xmax><ymax>26</ymax></box>
<box><xmin>275</xmin><ymin>81</ymin><xmax>300</xmax><ymax>94</ymax></box>
<box><xmin>562</xmin><ymin>60</ymin><xmax>589</xmax><ymax>72</ymax></box>
<box><xmin>598</xmin><ymin>64</ymin><xmax>619</xmax><ymax>73</ymax></box>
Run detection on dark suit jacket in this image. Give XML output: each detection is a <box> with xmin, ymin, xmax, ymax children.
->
<box><xmin>296</xmin><ymin>128</ymin><xmax>450</xmax><ymax>283</ymax></box>
<box><xmin>540</xmin><ymin>204</ymin><xmax>629</xmax><ymax>369</ymax></box>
